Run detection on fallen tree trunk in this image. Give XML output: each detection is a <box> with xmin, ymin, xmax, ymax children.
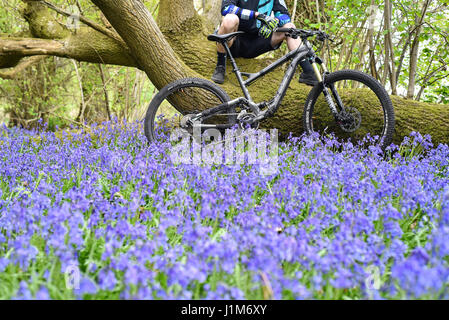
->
<box><xmin>0</xmin><ymin>0</ymin><xmax>448</xmax><ymax>145</ymax></box>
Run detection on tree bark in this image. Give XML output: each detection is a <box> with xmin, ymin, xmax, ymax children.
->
<box><xmin>0</xmin><ymin>55</ymin><xmax>46</xmax><ymax>79</ymax></box>
<box><xmin>91</xmin><ymin>0</ymin><xmax>197</xmax><ymax>90</ymax></box>
<box><xmin>407</xmin><ymin>0</ymin><xmax>432</xmax><ymax>99</ymax></box>
<box><xmin>0</xmin><ymin>34</ymin><xmax>136</xmax><ymax>68</ymax></box>
<box><xmin>384</xmin><ymin>0</ymin><xmax>397</xmax><ymax>95</ymax></box>
<box><xmin>204</xmin><ymin>0</ymin><xmax>222</xmax><ymax>27</ymax></box>
<box><xmin>0</xmin><ymin>0</ymin><xmax>448</xmax><ymax>145</ymax></box>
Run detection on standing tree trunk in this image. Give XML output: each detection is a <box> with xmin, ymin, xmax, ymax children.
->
<box><xmin>407</xmin><ymin>0</ymin><xmax>432</xmax><ymax>99</ymax></box>
<box><xmin>384</xmin><ymin>0</ymin><xmax>397</xmax><ymax>95</ymax></box>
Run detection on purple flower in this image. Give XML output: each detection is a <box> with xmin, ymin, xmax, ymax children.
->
<box><xmin>13</xmin><ymin>282</ymin><xmax>32</xmax><ymax>300</ymax></box>
<box><xmin>1</xmin><ymin>122</ymin><xmax>448</xmax><ymax>299</ymax></box>
<box><xmin>99</xmin><ymin>269</ymin><xmax>117</xmax><ymax>291</ymax></box>
<box><xmin>75</xmin><ymin>277</ymin><xmax>98</xmax><ymax>297</ymax></box>
<box><xmin>0</xmin><ymin>257</ymin><xmax>9</xmax><ymax>272</ymax></box>
<box><xmin>35</xmin><ymin>287</ymin><xmax>51</xmax><ymax>300</ymax></box>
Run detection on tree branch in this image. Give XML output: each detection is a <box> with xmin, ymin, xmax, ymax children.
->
<box><xmin>0</xmin><ymin>38</ymin><xmax>64</xmax><ymax>56</ymax></box>
<box><xmin>39</xmin><ymin>0</ymin><xmax>126</xmax><ymax>47</ymax></box>
<box><xmin>0</xmin><ymin>33</ymin><xmax>137</xmax><ymax>69</ymax></box>
<box><xmin>0</xmin><ymin>55</ymin><xmax>47</xmax><ymax>79</ymax></box>
<box><xmin>157</xmin><ymin>0</ymin><xmax>203</xmax><ymax>33</ymax></box>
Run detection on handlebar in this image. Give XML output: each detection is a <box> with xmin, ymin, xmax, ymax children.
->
<box><xmin>275</xmin><ymin>28</ymin><xmax>332</xmax><ymax>42</ymax></box>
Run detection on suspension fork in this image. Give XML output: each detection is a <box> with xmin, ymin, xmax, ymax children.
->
<box><xmin>311</xmin><ymin>61</ymin><xmax>345</xmax><ymax>120</ymax></box>
<box><xmin>311</xmin><ymin>62</ymin><xmax>323</xmax><ymax>82</ymax></box>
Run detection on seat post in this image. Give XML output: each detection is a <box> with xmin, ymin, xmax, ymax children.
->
<box><xmin>222</xmin><ymin>41</ymin><xmax>238</xmax><ymax>72</ymax></box>
<box><xmin>222</xmin><ymin>41</ymin><xmax>252</xmax><ymax>101</ymax></box>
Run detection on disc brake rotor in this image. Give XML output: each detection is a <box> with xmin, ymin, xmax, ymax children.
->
<box><xmin>338</xmin><ymin>106</ymin><xmax>361</xmax><ymax>132</ymax></box>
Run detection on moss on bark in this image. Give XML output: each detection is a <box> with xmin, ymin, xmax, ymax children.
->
<box><xmin>23</xmin><ymin>2</ymin><xmax>70</xmax><ymax>39</ymax></box>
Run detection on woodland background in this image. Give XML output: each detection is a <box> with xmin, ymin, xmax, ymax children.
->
<box><xmin>0</xmin><ymin>0</ymin><xmax>448</xmax><ymax>140</ymax></box>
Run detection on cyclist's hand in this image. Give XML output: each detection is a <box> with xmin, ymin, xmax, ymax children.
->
<box><xmin>256</xmin><ymin>14</ymin><xmax>279</xmax><ymax>38</ymax></box>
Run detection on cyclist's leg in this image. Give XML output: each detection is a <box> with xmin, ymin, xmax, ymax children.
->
<box><xmin>272</xmin><ymin>22</ymin><xmax>317</xmax><ymax>85</ymax></box>
<box><xmin>212</xmin><ymin>14</ymin><xmax>240</xmax><ymax>83</ymax></box>
<box><xmin>230</xmin><ymin>33</ymin><xmax>272</xmax><ymax>58</ymax></box>
<box><xmin>217</xmin><ymin>14</ymin><xmax>240</xmax><ymax>53</ymax></box>
<box><xmin>271</xmin><ymin>22</ymin><xmax>302</xmax><ymax>50</ymax></box>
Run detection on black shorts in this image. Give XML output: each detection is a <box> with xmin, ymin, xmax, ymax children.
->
<box><xmin>230</xmin><ymin>33</ymin><xmax>279</xmax><ymax>59</ymax></box>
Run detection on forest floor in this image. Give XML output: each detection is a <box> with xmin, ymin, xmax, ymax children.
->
<box><xmin>0</xmin><ymin>121</ymin><xmax>448</xmax><ymax>299</ymax></box>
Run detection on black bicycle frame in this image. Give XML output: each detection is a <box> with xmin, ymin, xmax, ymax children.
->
<box><xmin>193</xmin><ymin>39</ymin><xmax>317</xmax><ymax>127</ymax></box>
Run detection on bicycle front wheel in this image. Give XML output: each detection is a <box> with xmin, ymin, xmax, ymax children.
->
<box><xmin>303</xmin><ymin>70</ymin><xmax>395</xmax><ymax>149</ymax></box>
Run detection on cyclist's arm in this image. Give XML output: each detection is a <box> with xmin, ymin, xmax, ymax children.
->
<box><xmin>221</xmin><ymin>1</ymin><xmax>260</xmax><ymax>20</ymax></box>
<box><xmin>273</xmin><ymin>0</ymin><xmax>292</xmax><ymax>26</ymax></box>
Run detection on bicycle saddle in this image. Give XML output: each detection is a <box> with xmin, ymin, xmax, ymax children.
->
<box><xmin>207</xmin><ymin>31</ymin><xmax>245</xmax><ymax>43</ymax></box>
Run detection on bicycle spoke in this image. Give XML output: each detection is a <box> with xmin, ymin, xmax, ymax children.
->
<box><xmin>144</xmin><ymin>78</ymin><xmax>236</xmax><ymax>144</ymax></box>
<box><xmin>304</xmin><ymin>70</ymin><xmax>394</xmax><ymax>149</ymax></box>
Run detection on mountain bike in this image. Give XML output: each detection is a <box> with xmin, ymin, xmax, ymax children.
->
<box><xmin>144</xmin><ymin>28</ymin><xmax>395</xmax><ymax>149</ymax></box>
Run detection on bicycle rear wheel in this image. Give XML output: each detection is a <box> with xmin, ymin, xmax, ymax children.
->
<box><xmin>144</xmin><ymin>78</ymin><xmax>235</xmax><ymax>143</ymax></box>
<box><xmin>303</xmin><ymin>70</ymin><xmax>395</xmax><ymax>149</ymax></box>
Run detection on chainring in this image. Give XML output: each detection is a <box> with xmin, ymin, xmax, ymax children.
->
<box><xmin>237</xmin><ymin>110</ymin><xmax>259</xmax><ymax>129</ymax></box>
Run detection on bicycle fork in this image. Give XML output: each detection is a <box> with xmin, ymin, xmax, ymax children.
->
<box><xmin>311</xmin><ymin>61</ymin><xmax>344</xmax><ymax>121</ymax></box>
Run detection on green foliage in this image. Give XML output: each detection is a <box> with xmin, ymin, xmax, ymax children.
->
<box><xmin>289</xmin><ymin>0</ymin><xmax>448</xmax><ymax>102</ymax></box>
<box><xmin>0</xmin><ymin>0</ymin><xmax>157</xmax><ymax>129</ymax></box>
<box><xmin>0</xmin><ymin>0</ymin><xmax>448</xmax><ymax>129</ymax></box>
